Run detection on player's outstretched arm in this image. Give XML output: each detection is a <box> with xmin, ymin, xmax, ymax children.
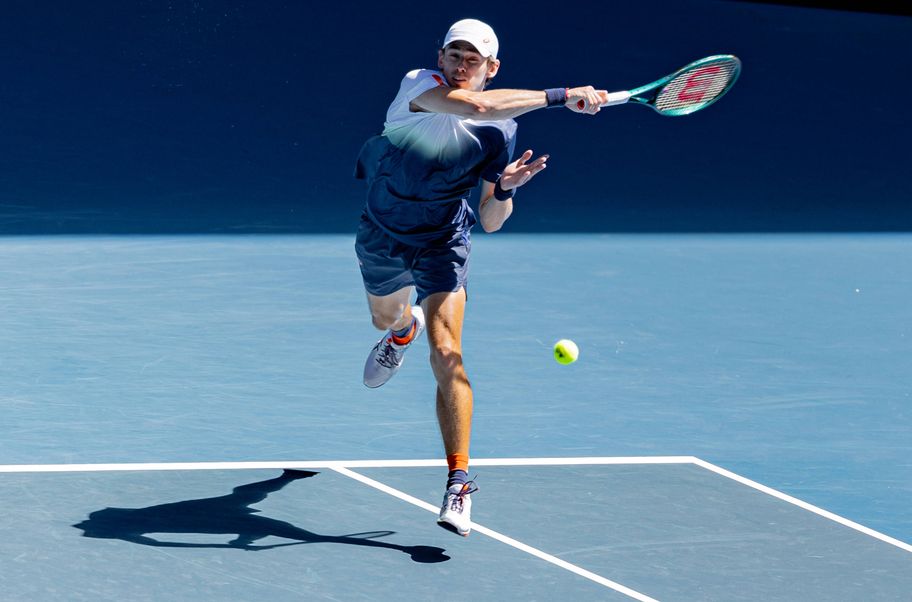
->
<box><xmin>411</xmin><ymin>86</ymin><xmax>609</xmax><ymax>120</ymax></box>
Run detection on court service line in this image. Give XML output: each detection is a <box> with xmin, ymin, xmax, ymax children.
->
<box><xmin>331</xmin><ymin>466</ymin><xmax>659</xmax><ymax>602</ymax></box>
<box><xmin>692</xmin><ymin>458</ymin><xmax>912</xmax><ymax>554</ymax></box>
<box><xmin>0</xmin><ymin>456</ymin><xmax>696</xmax><ymax>473</ymax></box>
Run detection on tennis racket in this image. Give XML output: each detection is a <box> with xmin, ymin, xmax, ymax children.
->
<box><xmin>579</xmin><ymin>55</ymin><xmax>741</xmax><ymax>116</ymax></box>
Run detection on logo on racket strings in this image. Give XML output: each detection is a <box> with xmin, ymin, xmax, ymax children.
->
<box><xmin>677</xmin><ymin>66</ymin><xmax>723</xmax><ymax>103</ymax></box>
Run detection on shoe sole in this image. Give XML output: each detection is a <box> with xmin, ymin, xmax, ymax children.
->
<box><xmin>436</xmin><ymin>519</ymin><xmax>470</xmax><ymax>537</ymax></box>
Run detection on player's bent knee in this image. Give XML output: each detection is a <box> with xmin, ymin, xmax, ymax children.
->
<box><xmin>371</xmin><ymin>314</ymin><xmax>394</xmax><ymax>330</ymax></box>
<box><xmin>429</xmin><ymin>345</ymin><xmax>464</xmax><ymax>373</ymax></box>
<box><xmin>370</xmin><ymin>308</ymin><xmax>403</xmax><ymax>331</ymax></box>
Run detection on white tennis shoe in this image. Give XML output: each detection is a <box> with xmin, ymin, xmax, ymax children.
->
<box><xmin>437</xmin><ymin>480</ymin><xmax>477</xmax><ymax>537</ymax></box>
<box><xmin>363</xmin><ymin>306</ymin><xmax>425</xmax><ymax>388</ymax></box>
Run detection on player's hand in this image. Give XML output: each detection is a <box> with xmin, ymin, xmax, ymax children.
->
<box><xmin>499</xmin><ymin>150</ymin><xmax>548</xmax><ymax>191</ymax></box>
<box><xmin>566</xmin><ymin>86</ymin><xmax>609</xmax><ymax>114</ymax></box>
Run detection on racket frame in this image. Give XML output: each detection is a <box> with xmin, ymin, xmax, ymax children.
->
<box><xmin>598</xmin><ymin>54</ymin><xmax>741</xmax><ymax>116</ymax></box>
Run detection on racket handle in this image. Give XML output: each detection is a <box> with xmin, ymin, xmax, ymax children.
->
<box><xmin>577</xmin><ymin>91</ymin><xmax>631</xmax><ymax>109</ymax></box>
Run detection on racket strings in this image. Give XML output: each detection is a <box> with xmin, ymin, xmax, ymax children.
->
<box><xmin>655</xmin><ymin>59</ymin><xmax>739</xmax><ymax>115</ymax></box>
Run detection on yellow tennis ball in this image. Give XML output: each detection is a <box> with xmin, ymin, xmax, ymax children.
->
<box><xmin>553</xmin><ymin>339</ymin><xmax>579</xmax><ymax>365</ymax></box>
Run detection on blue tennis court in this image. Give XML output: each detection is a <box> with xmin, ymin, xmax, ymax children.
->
<box><xmin>1</xmin><ymin>234</ymin><xmax>909</xmax><ymax>600</ymax></box>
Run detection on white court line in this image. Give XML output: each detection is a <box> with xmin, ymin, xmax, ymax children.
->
<box><xmin>0</xmin><ymin>456</ymin><xmax>695</xmax><ymax>473</ymax></box>
<box><xmin>331</xmin><ymin>466</ymin><xmax>659</xmax><ymax>602</ymax></box>
<box><xmin>693</xmin><ymin>458</ymin><xmax>912</xmax><ymax>555</ymax></box>
<box><xmin>472</xmin><ymin>456</ymin><xmax>696</xmax><ymax>466</ymax></box>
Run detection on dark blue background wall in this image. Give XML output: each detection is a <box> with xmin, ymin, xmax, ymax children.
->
<box><xmin>1</xmin><ymin>1</ymin><xmax>909</xmax><ymax>233</ymax></box>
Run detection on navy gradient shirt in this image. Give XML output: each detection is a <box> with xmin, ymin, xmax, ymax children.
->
<box><xmin>356</xmin><ymin>69</ymin><xmax>517</xmax><ymax>248</ymax></box>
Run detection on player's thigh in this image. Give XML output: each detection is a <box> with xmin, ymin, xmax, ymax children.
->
<box><xmin>355</xmin><ymin>215</ymin><xmax>416</xmax><ymax>299</ymax></box>
<box><xmin>411</xmin><ymin>237</ymin><xmax>470</xmax><ymax>306</ymax></box>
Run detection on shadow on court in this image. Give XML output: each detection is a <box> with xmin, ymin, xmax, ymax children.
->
<box><xmin>72</xmin><ymin>469</ymin><xmax>449</xmax><ymax>563</ymax></box>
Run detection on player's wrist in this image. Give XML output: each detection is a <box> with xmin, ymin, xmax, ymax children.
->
<box><xmin>545</xmin><ymin>87</ymin><xmax>568</xmax><ymax>108</ymax></box>
<box><xmin>493</xmin><ymin>178</ymin><xmax>514</xmax><ymax>201</ymax></box>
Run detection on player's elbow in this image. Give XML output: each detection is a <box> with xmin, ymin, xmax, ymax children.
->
<box><xmin>480</xmin><ymin>213</ymin><xmax>508</xmax><ymax>233</ymax></box>
<box><xmin>481</xmin><ymin>220</ymin><xmax>501</xmax><ymax>233</ymax></box>
<box><xmin>479</xmin><ymin>199</ymin><xmax>512</xmax><ymax>233</ymax></box>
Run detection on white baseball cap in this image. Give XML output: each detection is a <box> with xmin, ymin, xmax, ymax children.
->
<box><xmin>443</xmin><ymin>19</ymin><xmax>499</xmax><ymax>59</ymax></box>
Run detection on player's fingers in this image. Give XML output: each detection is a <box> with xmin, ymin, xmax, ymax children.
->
<box><xmin>526</xmin><ymin>164</ymin><xmax>546</xmax><ymax>178</ymax></box>
<box><xmin>586</xmin><ymin>93</ymin><xmax>601</xmax><ymax>114</ymax></box>
<box><xmin>576</xmin><ymin>96</ymin><xmax>601</xmax><ymax>114</ymax></box>
<box><xmin>525</xmin><ymin>156</ymin><xmax>549</xmax><ymax>177</ymax></box>
<box><xmin>505</xmin><ymin>153</ymin><xmax>548</xmax><ymax>187</ymax></box>
<box><xmin>518</xmin><ymin>158</ymin><xmax>546</xmax><ymax>177</ymax></box>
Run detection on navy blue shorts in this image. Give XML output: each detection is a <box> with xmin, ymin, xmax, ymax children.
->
<box><xmin>355</xmin><ymin>214</ymin><xmax>470</xmax><ymax>304</ymax></box>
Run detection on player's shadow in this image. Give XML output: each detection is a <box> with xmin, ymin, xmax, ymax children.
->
<box><xmin>72</xmin><ymin>469</ymin><xmax>448</xmax><ymax>563</ymax></box>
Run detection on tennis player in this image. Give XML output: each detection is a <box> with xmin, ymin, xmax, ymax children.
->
<box><xmin>355</xmin><ymin>18</ymin><xmax>609</xmax><ymax>536</ymax></box>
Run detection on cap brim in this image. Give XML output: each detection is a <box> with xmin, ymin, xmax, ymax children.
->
<box><xmin>444</xmin><ymin>35</ymin><xmax>495</xmax><ymax>58</ymax></box>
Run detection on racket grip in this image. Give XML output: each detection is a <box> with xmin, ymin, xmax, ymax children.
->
<box><xmin>577</xmin><ymin>91</ymin><xmax>632</xmax><ymax>109</ymax></box>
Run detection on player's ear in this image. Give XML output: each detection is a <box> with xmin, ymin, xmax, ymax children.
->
<box><xmin>437</xmin><ymin>48</ymin><xmax>445</xmax><ymax>69</ymax></box>
<box><xmin>486</xmin><ymin>58</ymin><xmax>500</xmax><ymax>80</ymax></box>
